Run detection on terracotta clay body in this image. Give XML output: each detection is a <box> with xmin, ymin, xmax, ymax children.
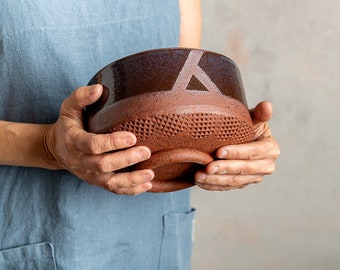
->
<box><xmin>84</xmin><ymin>48</ymin><xmax>254</xmax><ymax>192</ymax></box>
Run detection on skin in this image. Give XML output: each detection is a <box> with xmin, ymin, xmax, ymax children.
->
<box><xmin>195</xmin><ymin>101</ymin><xmax>280</xmax><ymax>191</ymax></box>
<box><xmin>0</xmin><ymin>0</ymin><xmax>280</xmax><ymax>195</ymax></box>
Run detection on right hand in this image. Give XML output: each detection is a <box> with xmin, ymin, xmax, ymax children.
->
<box><xmin>43</xmin><ymin>84</ymin><xmax>154</xmax><ymax>195</ymax></box>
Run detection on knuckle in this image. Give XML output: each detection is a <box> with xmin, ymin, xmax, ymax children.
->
<box><xmin>103</xmin><ymin>173</ymin><xmax>137</xmax><ymax>192</ymax></box>
<box><xmin>103</xmin><ymin>177</ymin><xmax>117</xmax><ymax>191</ymax></box>
<box><xmin>229</xmin><ymin>175</ymin><xmax>240</xmax><ymax>187</ymax></box>
<box><xmin>124</xmin><ymin>153</ymin><xmax>136</xmax><ymax>167</ymax></box>
<box><xmin>235</xmin><ymin>147</ymin><xmax>257</xmax><ymax>160</ymax></box>
<box><xmin>247</xmin><ymin>147</ymin><xmax>259</xmax><ymax>160</ymax></box>
<box><xmin>101</xmin><ymin>133</ymin><xmax>120</xmax><ymax>151</ymax></box>
<box><xmin>233</xmin><ymin>149</ymin><xmax>244</xmax><ymax>160</ymax></box>
<box><xmin>240</xmin><ymin>163</ymin><xmax>252</xmax><ymax>175</ymax></box>
<box><xmin>108</xmin><ymin>135</ymin><xmax>120</xmax><ymax>150</ymax></box>
<box><xmin>125</xmin><ymin>173</ymin><xmax>136</xmax><ymax>187</ymax></box>
<box><xmin>87</xmin><ymin>134</ymin><xmax>121</xmax><ymax>154</ymax></box>
<box><xmin>86</xmin><ymin>135</ymin><xmax>99</xmax><ymax>153</ymax></box>
<box><xmin>209</xmin><ymin>174</ymin><xmax>220</xmax><ymax>185</ymax></box>
<box><xmin>94</xmin><ymin>157</ymin><xmax>108</xmax><ymax>173</ymax></box>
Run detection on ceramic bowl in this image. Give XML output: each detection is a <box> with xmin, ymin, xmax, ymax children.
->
<box><xmin>84</xmin><ymin>48</ymin><xmax>254</xmax><ymax>192</ymax></box>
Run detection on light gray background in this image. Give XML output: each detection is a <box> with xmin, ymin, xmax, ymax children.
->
<box><xmin>191</xmin><ymin>1</ymin><xmax>340</xmax><ymax>269</ymax></box>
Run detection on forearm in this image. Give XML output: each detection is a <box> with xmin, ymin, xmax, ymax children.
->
<box><xmin>0</xmin><ymin>120</ymin><xmax>60</xmax><ymax>170</ymax></box>
<box><xmin>179</xmin><ymin>0</ymin><xmax>202</xmax><ymax>48</ymax></box>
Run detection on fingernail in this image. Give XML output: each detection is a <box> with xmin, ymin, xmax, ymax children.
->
<box><xmin>139</xmin><ymin>149</ymin><xmax>151</xmax><ymax>160</ymax></box>
<box><xmin>144</xmin><ymin>172</ymin><xmax>154</xmax><ymax>181</ymax></box>
<box><xmin>89</xmin><ymin>85</ymin><xmax>98</xmax><ymax>95</ymax></box>
<box><xmin>145</xmin><ymin>182</ymin><xmax>153</xmax><ymax>190</ymax></box>
<box><xmin>196</xmin><ymin>172</ymin><xmax>207</xmax><ymax>182</ymax></box>
<box><xmin>219</xmin><ymin>150</ymin><xmax>228</xmax><ymax>158</ymax></box>
<box><xmin>211</xmin><ymin>166</ymin><xmax>219</xmax><ymax>174</ymax></box>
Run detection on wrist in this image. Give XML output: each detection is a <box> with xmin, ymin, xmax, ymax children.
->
<box><xmin>0</xmin><ymin>121</ymin><xmax>63</xmax><ymax>170</ymax></box>
<box><xmin>41</xmin><ymin>124</ymin><xmax>64</xmax><ymax>170</ymax></box>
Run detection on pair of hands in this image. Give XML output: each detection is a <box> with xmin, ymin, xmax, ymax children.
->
<box><xmin>44</xmin><ymin>85</ymin><xmax>280</xmax><ymax>195</ymax></box>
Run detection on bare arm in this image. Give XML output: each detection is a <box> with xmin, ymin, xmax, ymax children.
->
<box><xmin>1</xmin><ymin>1</ymin><xmax>279</xmax><ymax>194</ymax></box>
<box><xmin>0</xmin><ymin>85</ymin><xmax>154</xmax><ymax>195</ymax></box>
<box><xmin>0</xmin><ymin>121</ymin><xmax>55</xmax><ymax>169</ymax></box>
<box><xmin>0</xmin><ymin>1</ymin><xmax>202</xmax><ymax>194</ymax></box>
<box><xmin>195</xmin><ymin>101</ymin><xmax>280</xmax><ymax>191</ymax></box>
<box><xmin>179</xmin><ymin>0</ymin><xmax>202</xmax><ymax>48</ymax></box>
<box><xmin>0</xmin><ymin>1</ymin><xmax>201</xmax><ymax>169</ymax></box>
<box><xmin>179</xmin><ymin>0</ymin><xmax>280</xmax><ymax>190</ymax></box>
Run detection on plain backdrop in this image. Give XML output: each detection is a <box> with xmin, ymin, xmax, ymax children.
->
<box><xmin>191</xmin><ymin>1</ymin><xmax>340</xmax><ymax>269</ymax></box>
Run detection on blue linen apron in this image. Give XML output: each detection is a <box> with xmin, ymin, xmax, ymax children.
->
<box><xmin>0</xmin><ymin>1</ymin><xmax>195</xmax><ymax>269</ymax></box>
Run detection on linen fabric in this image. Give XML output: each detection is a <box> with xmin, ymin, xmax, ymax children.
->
<box><xmin>0</xmin><ymin>1</ymin><xmax>195</xmax><ymax>269</ymax></box>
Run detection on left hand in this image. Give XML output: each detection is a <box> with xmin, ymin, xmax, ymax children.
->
<box><xmin>195</xmin><ymin>101</ymin><xmax>280</xmax><ymax>191</ymax></box>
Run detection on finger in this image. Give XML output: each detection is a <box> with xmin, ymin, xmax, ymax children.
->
<box><xmin>253</xmin><ymin>122</ymin><xmax>272</xmax><ymax>141</ymax></box>
<box><xmin>61</xmin><ymin>85</ymin><xmax>103</xmax><ymax>118</ymax></box>
<box><xmin>249</xmin><ymin>101</ymin><xmax>274</xmax><ymax>140</ymax></box>
<box><xmin>204</xmin><ymin>159</ymin><xmax>275</xmax><ymax>176</ymax></box>
<box><xmin>74</xmin><ymin>131</ymin><xmax>137</xmax><ymax>154</ymax></box>
<box><xmin>195</xmin><ymin>171</ymin><xmax>263</xmax><ymax>187</ymax></box>
<box><xmin>83</xmin><ymin>146</ymin><xmax>151</xmax><ymax>173</ymax></box>
<box><xmin>216</xmin><ymin>136</ymin><xmax>280</xmax><ymax>160</ymax></box>
<box><xmin>250</xmin><ymin>101</ymin><xmax>273</xmax><ymax>124</ymax></box>
<box><xmin>196</xmin><ymin>182</ymin><xmax>248</xmax><ymax>191</ymax></box>
<box><xmin>113</xmin><ymin>181</ymin><xmax>153</xmax><ymax>195</ymax></box>
<box><xmin>100</xmin><ymin>169</ymin><xmax>154</xmax><ymax>192</ymax></box>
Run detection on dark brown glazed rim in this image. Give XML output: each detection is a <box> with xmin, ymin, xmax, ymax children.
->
<box><xmin>84</xmin><ymin>48</ymin><xmax>254</xmax><ymax>192</ymax></box>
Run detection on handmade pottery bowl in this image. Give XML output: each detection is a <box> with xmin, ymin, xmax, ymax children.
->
<box><xmin>84</xmin><ymin>48</ymin><xmax>254</xmax><ymax>192</ymax></box>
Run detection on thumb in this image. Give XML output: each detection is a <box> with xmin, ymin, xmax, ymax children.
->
<box><xmin>250</xmin><ymin>101</ymin><xmax>273</xmax><ymax>125</ymax></box>
<box><xmin>61</xmin><ymin>85</ymin><xmax>103</xmax><ymax>118</ymax></box>
<box><xmin>250</xmin><ymin>101</ymin><xmax>273</xmax><ymax>140</ymax></box>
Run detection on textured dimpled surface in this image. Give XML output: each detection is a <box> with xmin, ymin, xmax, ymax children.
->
<box><xmin>85</xmin><ymin>48</ymin><xmax>254</xmax><ymax>192</ymax></box>
<box><xmin>109</xmin><ymin>113</ymin><xmax>253</xmax><ymax>145</ymax></box>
